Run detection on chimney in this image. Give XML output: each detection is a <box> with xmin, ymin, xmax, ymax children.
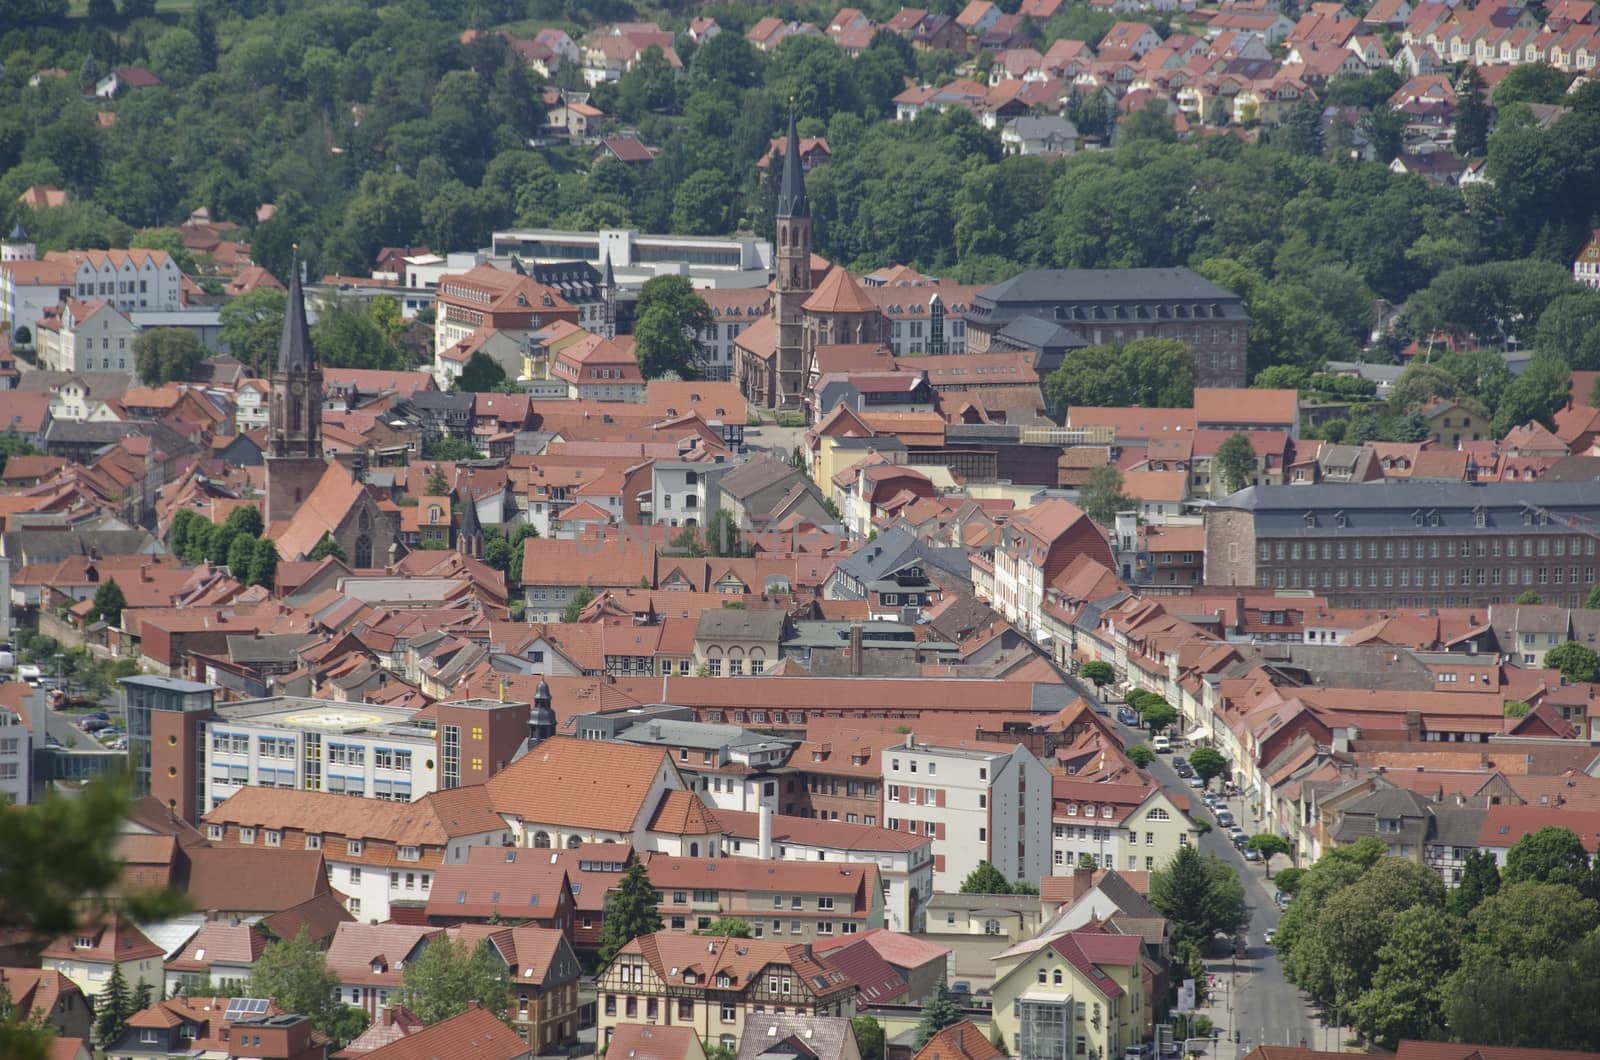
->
<box><xmin>1234</xmin><ymin>594</ymin><xmax>1246</xmax><ymax>635</ymax></box>
<box><xmin>758</xmin><ymin>804</ymin><xmax>774</xmax><ymax>860</ymax></box>
<box><xmin>904</xmin><ymin>732</ymin><xmax>914</xmax><ymax>749</ymax></box>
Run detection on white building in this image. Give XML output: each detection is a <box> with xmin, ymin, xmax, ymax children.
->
<box><xmin>0</xmin><ymin>704</ymin><xmax>31</xmax><ymax>804</ymax></box>
<box><xmin>36</xmin><ymin>298</ymin><xmax>139</xmax><ymax>373</ymax></box>
<box><xmin>491</xmin><ymin>228</ymin><xmax>773</xmax><ymax>291</ymax></box>
<box><xmin>649</xmin><ymin>458</ymin><xmax>731</xmax><ymax>529</ymax></box>
<box><xmin>1050</xmin><ymin>780</ymin><xmax>1201</xmax><ymax>875</ymax></box>
<box><xmin>234</xmin><ymin>378</ymin><xmax>269</xmax><ymax>431</ymax></box>
<box><xmin>697</xmin><ymin>288</ymin><xmax>770</xmax><ymax>381</ymax></box>
<box><xmin>202</xmin><ymin>699</ymin><xmax>438</xmax><ymax>811</ymax></box>
<box><xmin>67</xmin><ymin>249</ymin><xmax>184</xmax><ymax>314</ymax></box>
<box><xmin>880</xmin><ymin>735</ymin><xmax>1052</xmax><ymax>891</ymax></box>
<box><xmin>718</xmin><ymin>807</ymin><xmax>935</xmax><ymax>932</ymax></box>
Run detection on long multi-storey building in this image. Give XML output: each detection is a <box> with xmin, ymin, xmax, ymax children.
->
<box><xmin>1204</xmin><ymin>481</ymin><xmax>1600</xmax><ymax>610</ymax></box>
<box><xmin>491</xmin><ymin>228</ymin><xmax>773</xmax><ymax>290</ymax></box>
<box><xmin>964</xmin><ymin>267</ymin><xmax>1249</xmax><ymax>388</ymax></box>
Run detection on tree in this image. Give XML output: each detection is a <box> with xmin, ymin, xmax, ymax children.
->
<box><xmin>1449</xmin><ymin>850</ymin><xmax>1501</xmax><ymax>917</ymax></box>
<box><xmin>1077</xmin><ymin>465</ymin><xmax>1134</xmax><ymax>526</ymax></box>
<box><xmin>455</xmin><ymin>351</ymin><xmax>507</xmax><ymax>393</ymax></box>
<box><xmin>1494</xmin><ymin>62</ymin><xmax>1571</xmax><ymax>106</ymax></box>
<box><xmin>90</xmin><ymin>578</ymin><xmax>126</xmax><ymax>626</ymax></box>
<box><xmin>1359</xmin><ymin>104</ymin><xmax>1406</xmax><ymax>163</ymax></box>
<box><xmin>1349</xmin><ymin>904</ymin><xmax>1458</xmax><ymax>1049</ymax></box>
<box><xmin>1515</xmin><ymin>591</ymin><xmax>1544</xmax><ymax>605</ymax></box>
<box><xmin>1455</xmin><ymin>66</ymin><xmax>1490</xmax><ymax>158</ymax></box>
<box><xmin>1045</xmin><ymin>339</ymin><xmax>1194</xmax><ymax>410</ymax></box>
<box><xmin>227</xmin><ymin>534</ymin><xmax>256</xmax><ymax>579</ymax></box>
<box><xmin>217</xmin><ymin>289</ymin><xmax>287</xmax><ymax>374</ymax></box>
<box><xmin>1587</xmin><ymin>583</ymin><xmax>1600</xmax><ymax>610</ymax></box>
<box><xmin>1128</xmin><ymin>744</ymin><xmax>1155</xmax><ymax>768</ymax></box>
<box><xmin>251</xmin><ymin>930</ymin><xmax>342</xmax><ymax>1034</ymax></box>
<box><xmin>634</xmin><ymin>276</ymin><xmax>712</xmax><ymax>380</ymax></box>
<box><xmin>426</xmin><ymin>465</ymin><xmax>450</xmax><ymax>496</ymax></box>
<box><xmin>1138</xmin><ymin>697</ymin><xmax>1178</xmax><ymax>734</ymax></box>
<box><xmin>959</xmin><ymin>861</ymin><xmax>1012</xmax><ymax>895</ymax></box>
<box><xmin>308</xmin><ymin>534</ymin><xmax>346</xmax><ymax>562</ymax></box>
<box><xmin>1503</xmin><ymin>826</ymin><xmax>1592</xmax><ymax>887</ymax></box>
<box><xmin>1081</xmin><ymin>660</ymin><xmax>1115</xmax><ymax>692</ymax></box>
<box><xmin>247</xmin><ymin>538</ymin><xmax>279</xmax><ymax>590</ymax></box>
<box><xmin>1544</xmin><ymin>641</ymin><xmax>1600</xmax><ymax>684</ymax></box>
<box><xmin>95</xmin><ymin>963</ymin><xmax>131</xmax><ymax>1046</ymax></box>
<box><xmin>424</xmin><ymin>437</ymin><xmax>481</xmax><ymax>462</ymax></box>
<box><xmin>852</xmin><ymin>1016</ymin><xmax>885</xmax><ymax>1060</ymax></box>
<box><xmin>400</xmin><ymin>936</ymin><xmax>511</xmax><ymax>1023</ymax></box>
<box><xmin>1188</xmin><ymin>748</ymin><xmax>1228</xmax><ymax>790</ymax></box>
<box><xmin>1248</xmin><ymin>834</ymin><xmax>1292</xmax><ymax>877</ymax></box>
<box><xmin>1535</xmin><ymin>291</ymin><xmax>1600</xmax><ymax>371</ymax></box>
<box><xmin>1214</xmin><ymin>432</ymin><xmax>1257</xmax><ymax>495</ymax></box>
<box><xmin>1149</xmin><ymin>845</ymin><xmax>1247</xmax><ymax>949</ymax></box>
<box><xmin>0</xmin><ymin>434</ymin><xmax>40</xmax><ymax>479</ymax></box>
<box><xmin>698</xmin><ymin>918</ymin><xmax>753</xmax><ymax>937</ymax></box>
<box><xmin>705</xmin><ymin>509</ymin><xmax>742</xmax><ymax>558</ymax></box>
<box><xmin>1274</xmin><ymin>867</ymin><xmax>1306</xmax><ymax>895</ymax></box>
<box><xmin>1504</xmin><ymin>699</ymin><xmax>1531</xmax><ymax>717</ymax></box>
<box><xmin>1280</xmin><ymin>98</ymin><xmax>1324</xmax><ymax>157</ymax></box>
<box><xmin>913</xmin><ymin>981</ymin><xmax>961</xmax><ymax>1049</ymax></box>
<box><xmin>1491</xmin><ymin>353</ymin><xmax>1570</xmax><ymax>436</ymax></box>
<box><xmin>671</xmin><ymin>526</ymin><xmax>707</xmax><ymax>557</ymax></box>
<box><xmin>133</xmin><ymin>327</ymin><xmax>206</xmax><ymax>385</ymax></box>
<box><xmin>311</xmin><ymin>300</ymin><xmax>407</xmax><ymax>371</ymax></box>
<box><xmin>598</xmin><ymin>861</ymin><xmax>664</xmax><ymax>964</ymax></box>
<box><xmin>224</xmin><ymin>506</ymin><xmax>264</xmax><ymax>539</ymax></box>
<box><xmin>562</xmin><ymin>587</ymin><xmax>596</xmax><ymax>624</ymax></box>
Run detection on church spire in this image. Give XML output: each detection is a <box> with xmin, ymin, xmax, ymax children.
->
<box><xmin>277</xmin><ymin>253</ymin><xmax>316</xmax><ymax>373</ymax></box>
<box><xmin>777</xmin><ymin>111</ymin><xmax>809</xmax><ymax>220</ymax></box>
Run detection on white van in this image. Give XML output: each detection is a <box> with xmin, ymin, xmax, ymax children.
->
<box><xmin>1152</xmin><ymin>733</ymin><xmax>1172</xmax><ymax>753</ymax></box>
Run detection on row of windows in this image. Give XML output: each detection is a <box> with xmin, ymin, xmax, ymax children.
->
<box><xmin>1270</xmin><ymin>566</ymin><xmax>1596</xmax><ymax>589</ymax></box>
<box><xmin>1264</xmin><ymin>537</ymin><xmax>1597</xmax><ymax>561</ymax></box>
<box><xmin>703</xmin><ymin>658</ymin><xmax>766</xmax><ymax>676</ymax></box>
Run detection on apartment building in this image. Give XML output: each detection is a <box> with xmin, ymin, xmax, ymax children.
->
<box><xmin>643</xmin><ymin>854</ymin><xmax>884</xmax><ymax>942</ymax></box>
<box><xmin>36</xmin><ymin>298</ymin><xmax>138</xmax><ymax>372</ymax></box>
<box><xmin>989</xmin><ymin>926</ymin><xmax>1146</xmax><ymax>1060</ymax></box>
<box><xmin>716</xmin><ymin>808</ymin><xmax>934</xmax><ymax>932</ymax></box>
<box><xmin>989</xmin><ymin>498</ymin><xmax>1116</xmax><ymax>639</ymax></box>
<box><xmin>200</xmin><ymin>785</ymin><xmax>510</xmax><ymax>921</ymax></box>
<box><xmin>596</xmin><ymin>932</ymin><xmax>856</xmax><ymax>1054</ymax></box>
<box><xmin>0</xmin><ymin>704</ymin><xmax>30</xmax><ymax>804</ymax></box>
<box><xmin>432</xmin><ymin>263</ymin><xmax>580</xmax><ymax>380</ymax></box>
<box><xmin>781</xmin><ymin>732</ymin><xmax>893</xmax><ymax>824</ymax></box>
<box><xmin>491</xmin><ymin>228</ymin><xmax>773</xmax><ymax>291</ymax></box>
<box><xmin>455</xmin><ymin>923</ymin><xmax>583</xmax><ymax>1051</ymax></box>
<box><xmin>881</xmin><ymin>735</ymin><xmax>1052</xmax><ymax>890</ymax></box>
<box><xmin>325</xmin><ymin>923</ymin><xmax>441</xmax><ymax>1020</ymax></box>
<box><xmin>485</xmin><ymin>735</ymin><xmax>686</xmax><ymax>848</ymax></box>
<box><xmin>1204</xmin><ymin>481</ymin><xmax>1600</xmax><ymax>609</ymax></box>
<box><xmin>1051</xmin><ymin>779</ymin><xmax>1200</xmax><ymax>874</ymax></box>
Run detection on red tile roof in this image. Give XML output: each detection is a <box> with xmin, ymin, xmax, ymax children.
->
<box><xmin>358</xmin><ymin>1004</ymin><xmax>530</xmax><ymax>1060</ymax></box>
<box><xmin>916</xmin><ymin>1021</ymin><xmax>1006</xmax><ymax>1060</ymax></box>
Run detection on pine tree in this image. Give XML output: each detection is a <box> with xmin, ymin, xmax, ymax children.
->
<box><xmin>1448</xmin><ymin>849</ymin><xmax>1501</xmax><ymax>917</ymax></box>
<box><xmin>598</xmin><ymin>861</ymin><xmax>664</xmax><ymax>964</ymax></box>
<box><xmin>1282</xmin><ymin>98</ymin><xmax>1324</xmax><ymax>157</ymax></box>
<box><xmin>913</xmin><ymin>981</ymin><xmax>961</xmax><ymax>1049</ymax></box>
<box><xmin>248</xmin><ymin>538</ymin><xmax>279</xmax><ymax>590</ymax></box>
<box><xmin>1455</xmin><ymin>66</ymin><xmax>1489</xmax><ymax>158</ymax></box>
<box><xmin>91</xmin><ymin>579</ymin><xmax>127</xmax><ymax>626</ymax></box>
<box><xmin>96</xmin><ymin>964</ymin><xmax>130</xmax><ymax>1047</ymax></box>
<box><xmin>427</xmin><ymin>465</ymin><xmax>450</xmax><ymax>495</ymax></box>
<box><xmin>130</xmin><ymin>980</ymin><xmax>153</xmax><ymax>1016</ymax></box>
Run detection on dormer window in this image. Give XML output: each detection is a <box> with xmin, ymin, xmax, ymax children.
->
<box><xmin>1377</xmin><ymin>817</ymin><xmax>1401</xmax><ymax>834</ymax></box>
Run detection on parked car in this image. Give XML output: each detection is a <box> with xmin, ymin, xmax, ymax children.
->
<box><xmin>80</xmin><ymin>718</ymin><xmax>109</xmax><ymax>732</ymax></box>
<box><xmin>1152</xmin><ymin>734</ymin><xmax>1172</xmax><ymax>753</ymax></box>
<box><xmin>1118</xmin><ymin>707</ymin><xmax>1140</xmax><ymax>726</ymax></box>
<box><xmin>1243</xmin><ymin>847</ymin><xmax>1262</xmax><ymax>862</ymax></box>
<box><xmin>1172</xmin><ymin>755</ymin><xmax>1188</xmax><ymax>769</ymax></box>
<box><xmin>1276</xmin><ymin>891</ymin><xmax>1292</xmax><ymax>910</ymax></box>
<box><xmin>1264</xmin><ymin>929</ymin><xmax>1276</xmax><ymax>946</ymax></box>
<box><xmin>1228</xmin><ymin>825</ymin><xmax>1246</xmax><ymax>840</ymax></box>
<box><xmin>1188</xmin><ymin>775</ymin><xmax>1205</xmax><ymax>788</ymax></box>
<box><xmin>1124</xmin><ymin>1044</ymin><xmax>1153</xmax><ymax>1060</ymax></box>
<box><xmin>86</xmin><ymin>711</ymin><xmax>110</xmax><ymax>721</ymax></box>
<box><xmin>1216</xmin><ymin>810</ymin><xmax>1235</xmax><ymax>828</ymax></box>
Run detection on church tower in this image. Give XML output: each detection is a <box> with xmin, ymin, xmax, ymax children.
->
<box><xmin>600</xmin><ymin>249</ymin><xmax>617</xmax><ymax>340</ymax></box>
<box><xmin>455</xmin><ymin>485</ymin><xmax>485</xmax><ymax>560</ymax></box>
<box><xmin>265</xmin><ymin>257</ymin><xmax>328</xmax><ymax>527</ymax></box>
<box><xmin>772</xmin><ymin>112</ymin><xmax>812</xmax><ymax>411</ymax></box>
<box><xmin>2</xmin><ymin>223</ymin><xmax>35</xmax><ymax>264</ymax></box>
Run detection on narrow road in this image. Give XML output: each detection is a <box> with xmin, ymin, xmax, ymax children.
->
<box><xmin>1107</xmin><ymin>710</ymin><xmax>1321</xmax><ymax>1055</ymax></box>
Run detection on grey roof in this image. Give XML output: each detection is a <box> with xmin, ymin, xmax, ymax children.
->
<box><xmin>719</xmin><ymin>454</ymin><xmax>804</xmax><ymax>503</ymax></box>
<box><xmin>1345</xmin><ymin>785</ymin><xmax>1430</xmax><ymax>819</ymax></box>
<box><xmin>1488</xmin><ymin>604</ymin><xmax>1571</xmax><ymax>636</ymax></box>
<box><xmin>927</xmin><ymin>892</ymin><xmax>1040</xmax><ymax>912</ymax></box>
<box><xmin>1430</xmin><ymin>805</ymin><xmax>1488</xmax><ymax>846</ymax></box>
<box><xmin>974</xmin><ymin>267</ymin><xmax>1244</xmax><ymax>311</ymax></box>
<box><xmin>834</xmin><ymin>526</ymin><xmax>970</xmax><ymax>585</ymax></box>
<box><xmin>615</xmin><ymin>717</ymin><xmax>793</xmax><ymax>755</ymax></box>
<box><xmin>784</xmin><ymin>620</ymin><xmax>955</xmax><ymax>651</ymax></box>
<box><xmin>17</xmin><ymin>369</ymin><xmax>137</xmax><ymax>396</ymax></box>
<box><xmin>2</xmin><ymin>528</ymin><xmax>160</xmax><ymax>565</ymax></box>
<box><xmin>121</xmin><ymin>675</ymin><xmax>217</xmax><ymax>693</ymax></box>
<box><xmin>695</xmin><ymin>607</ymin><xmax>789</xmax><ymax>641</ymax></box>
<box><xmin>1323</xmin><ymin>360</ymin><xmax>1405</xmax><ymax>383</ymax></box>
<box><xmin>404</xmin><ymin>391</ymin><xmax>475</xmax><ymax>412</ymax></box>
<box><xmin>1215</xmin><ymin>480</ymin><xmax>1600</xmax><ymax>536</ymax></box>
<box><xmin>776</xmin><ymin>111</ymin><xmax>809</xmax><ymax>219</ymax></box>
<box><xmin>458</xmin><ymin>485</ymin><xmax>482</xmax><ymax>537</ymax></box>
<box><xmin>737</xmin><ymin>1015</ymin><xmax>855</xmax><ymax>1060</ymax></box>
<box><xmin>1092</xmin><ymin>869</ymin><xmax>1160</xmax><ymax>918</ymax></box>
<box><xmin>8</xmin><ymin>222</ymin><xmax>26</xmax><ymax>241</ymax></box>
<box><xmin>277</xmin><ymin>256</ymin><xmax>315</xmax><ymax>373</ymax></box>
<box><xmin>995</xmin><ymin>315</ymin><xmax>1087</xmax><ymax>350</ymax></box>
<box><xmin>225</xmin><ymin>633</ymin><xmax>319</xmax><ymax>664</ymax></box>
<box><xmin>1007</xmin><ymin>115</ymin><xmax>1079</xmax><ymax>140</ymax></box>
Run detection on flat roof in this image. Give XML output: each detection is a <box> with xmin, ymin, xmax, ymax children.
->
<box><xmin>213</xmin><ymin>697</ymin><xmax>425</xmax><ymax>736</ymax></box>
<box><xmin>121</xmin><ymin>675</ymin><xmax>217</xmax><ymax>694</ymax></box>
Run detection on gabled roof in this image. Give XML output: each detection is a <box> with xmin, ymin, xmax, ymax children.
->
<box><xmin>358</xmin><ymin>1004</ymin><xmax>530</xmax><ymax>1060</ymax></box>
<box><xmin>803</xmin><ymin>267</ymin><xmax>878</xmax><ymax>315</ymax></box>
<box><xmin>915</xmin><ymin>1021</ymin><xmax>1006</xmax><ymax>1060</ymax></box>
<box><xmin>486</xmin><ymin>736</ymin><xmax>675</xmax><ymax>832</ymax></box>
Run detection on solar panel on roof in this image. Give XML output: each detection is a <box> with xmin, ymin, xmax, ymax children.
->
<box><xmin>224</xmin><ymin>998</ymin><xmax>269</xmax><ymax>1020</ymax></box>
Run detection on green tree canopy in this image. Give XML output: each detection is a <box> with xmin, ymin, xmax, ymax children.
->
<box><xmin>959</xmin><ymin>861</ymin><xmax>1013</xmax><ymax>895</ymax></box>
<box><xmin>424</xmin><ymin>437</ymin><xmax>481</xmax><ymax>462</ymax></box>
<box><xmin>250</xmin><ymin>930</ymin><xmax>343</xmax><ymax>1037</ymax></box>
<box><xmin>1044</xmin><ymin>338</ymin><xmax>1195</xmax><ymax>410</ymax></box>
<box><xmin>1080</xmin><ymin>661</ymin><xmax>1114</xmax><ymax>689</ymax></box>
<box><xmin>1544</xmin><ymin>642</ymin><xmax>1600</xmax><ymax>684</ymax></box>
<box><xmin>1077</xmin><ymin>465</ymin><xmax>1134</xmax><ymax>526</ymax></box>
<box><xmin>698</xmin><ymin>918</ymin><xmax>754</xmax><ymax>937</ymax></box>
<box><xmin>913</xmin><ymin>981</ymin><xmax>962</xmax><ymax>1049</ymax></box>
<box><xmin>1214</xmin><ymin>432</ymin><xmax>1257</xmax><ymax>494</ymax></box>
<box><xmin>455</xmin><ymin>351</ymin><xmax>507</xmax><ymax>393</ymax></box>
<box><xmin>1150</xmin><ymin>845</ymin><xmax>1249</xmax><ymax>949</ymax></box>
<box><xmin>90</xmin><ymin>578</ymin><xmax>126</xmax><ymax>626</ymax></box>
<box><xmin>1349</xmin><ymin>904</ymin><xmax>1458</xmax><ymax>1048</ymax></box>
<box><xmin>598</xmin><ymin>861</ymin><xmax>664</xmax><ymax>964</ymax></box>
<box><xmin>562</xmin><ymin>586</ymin><xmax>597</xmax><ymax>624</ymax></box>
<box><xmin>308</xmin><ymin>534</ymin><xmax>346</xmax><ymax>562</ymax></box>
<box><xmin>1187</xmin><ymin>747</ymin><xmax>1228</xmax><ymax>788</ymax></box>
<box><xmin>634</xmin><ymin>275</ymin><xmax>713</xmax><ymax>380</ymax></box>
<box><xmin>1449</xmin><ymin>850</ymin><xmax>1501</xmax><ymax>917</ymax></box>
<box><xmin>133</xmin><ymin>327</ymin><xmax>206</xmax><ymax>385</ymax></box>
<box><xmin>218</xmin><ymin>286</ymin><xmax>286</xmax><ymax>373</ymax></box>
<box><xmin>399</xmin><ymin>936</ymin><xmax>511</xmax><ymax>1023</ymax></box>
<box><xmin>1502</xmin><ymin>826</ymin><xmax>1592</xmax><ymax>887</ymax></box>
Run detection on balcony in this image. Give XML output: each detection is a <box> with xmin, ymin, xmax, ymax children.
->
<box><xmin>691</xmin><ymin>899</ymin><xmax>722</xmax><ymax>913</ymax></box>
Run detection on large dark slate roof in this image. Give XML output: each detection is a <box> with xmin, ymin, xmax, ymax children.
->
<box><xmin>975</xmin><ymin>267</ymin><xmax>1242</xmax><ymax>307</ymax></box>
<box><xmin>1216</xmin><ymin>480</ymin><xmax>1600</xmax><ymax>538</ymax></box>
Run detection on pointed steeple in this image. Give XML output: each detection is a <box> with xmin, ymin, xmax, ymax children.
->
<box><xmin>7</xmin><ymin>222</ymin><xmax>25</xmax><ymax>242</ymax></box>
<box><xmin>777</xmin><ymin>111</ymin><xmax>809</xmax><ymax>220</ymax></box>
<box><xmin>277</xmin><ymin>254</ymin><xmax>316</xmax><ymax>373</ymax></box>
<box><xmin>601</xmin><ymin>248</ymin><xmax>615</xmax><ymax>288</ymax></box>
<box><xmin>458</xmin><ymin>486</ymin><xmax>482</xmax><ymax>537</ymax></box>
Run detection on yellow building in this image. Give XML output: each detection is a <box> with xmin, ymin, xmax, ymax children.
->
<box><xmin>990</xmin><ymin>927</ymin><xmax>1146</xmax><ymax>1060</ymax></box>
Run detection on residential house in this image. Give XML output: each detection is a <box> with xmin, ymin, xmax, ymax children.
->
<box><xmin>40</xmin><ymin>914</ymin><xmax>163</xmax><ymax>998</ymax></box>
<box><xmin>485</xmin><ymin>735</ymin><xmax>686</xmax><ymax>848</ymax></box>
<box><xmin>324</xmin><ymin>923</ymin><xmax>443</xmax><ymax>1020</ymax></box>
<box><xmin>989</xmin><ymin>498</ymin><xmax>1116</xmax><ymax>638</ymax></box>
<box><xmin>106</xmin><ymin>999</ymin><xmax>325</xmax><ymax>1060</ymax></box>
<box><xmin>36</xmin><ymin>299</ymin><xmax>139</xmax><ymax>373</ymax></box>
<box><xmin>1576</xmin><ymin>228</ymin><xmax>1600</xmax><ymax>290</ymax></box>
<box><xmin>0</xmin><ymin>969</ymin><xmax>92</xmax><ymax>1042</ymax></box>
<box><xmin>455</xmin><ymin>923</ymin><xmax>583</xmax><ymax>1051</ymax></box>
<box><xmin>643</xmin><ymin>854</ymin><xmax>885</xmax><ymax>943</ymax></box>
<box><xmin>990</xmin><ymin>925</ymin><xmax>1146</xmax><ymax>1060</ymax></box>
<box><xmin>1051</xmin><ymin>780</ymin><xmax>1200</xmax><ymax>875</ymax></box>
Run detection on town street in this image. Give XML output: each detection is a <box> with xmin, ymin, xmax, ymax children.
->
<box><xmin>1109</xmin><ymin>712</ymin><xmax>1322</xmax><ymax>1056</ymax></box>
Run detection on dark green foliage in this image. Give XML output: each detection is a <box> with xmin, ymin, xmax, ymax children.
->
<box><xmin>95</xmin><ymin>963</ymin><xmax>131</xmax><ymax>1047</ymax></box>
<box><xmin>455</xmin><ymin>351</ymin><xmax>507</xmax><ymax>393</ymax></box>
<box><xmin>308</xmin><ymin>534</ymin><xmax>345</xmax><ymax>562</ymax></box>
<box><xmin>1076</xmin><ymin>465</ymin><xmax>1133</xmax><ymax>526</ymax></box>
<box><xmin>1214</xmin><ymin>432</ymin><xmax>1256</xmax><ymax>495</ymax></box>
<box><xmin>959</xmin><ymin>861</ymin><xmax>1011</xmax><ymax>895</ymax></box>
<box><xmin>1149</xmin><ymin>845</ymin><xmax>1248</xmax><ymax>949</ymax></box>
<box><xmin>90</xmin><ymin>578</ymin><xmax>126</xmax><ymax>626</ymax></box>
<box><xmin>1187</xmin><ymin>747</ymin><xmax>1227</xmax><ymax>788</ymax></box>
<box><xmin>852</xmin><ymin>1016</ymin><xmax>885</xmax><ymax>1060</ymax></box>
<box><xmin>1494</xmin><ymin>63</ymin><xmax>1571</xmax><ymax>106</ymax></box>
<box><xmin>133</xmin><ymin>328</ymin><xmax>205</xmax><ymax>385</ymax></box>
<box><xmin>1080</xmin><ymin>660</ymin><xmax>1114</xmax><ymax>688</ymax></box>
<box><xmin>1448</xmin><ymin>850</ymin><xmax>1501</xmax><ymax>917</ymax></box>
<box><xmin>634</xmin><ymin>276</ymin><xmax>713</xmax><ymax>380</ymax></box>
<box><xmin>697</xmin><ymin>918</ymin><xmax>753</xmax><ymax>937</ymax></box>
<box><xmin>251</xmin><ymin>930</ymin><xmax>348</xmax><ymax>1039</ymax></box>
<box><xmin>1502</xmin><ymin>826</ymin><xmax>1593</xmax><ymax>887</ymax></box>
<box><xmin>1545</xmin><ymin>641</ymin><xmax>1600</xmax><ymax>683</ymax></box>
<box><xmin>705</xmin><ymin>508</ymin><xmax>742</xmax><ymax>558</ymax></box>
<box><xmin>1127</xmin><ymin>744</ymin><xmax>1154</xmax><ymax>768</ymax></box>
<box><xmin>598</xmin><ymin>861</ymin><xmax>664</xmax><ymax>964</ymax></box>
<box><xmin>913</xmin><ymin>981</ymin><xmax>961</xmax><ymax>1049</ymax></box>
<box><xmin>1044</xmin><ymin>338</ymin><xmax>1194</xmax><ymax>409</ymax></box>
<box><xmin>1455</xmin><ymin>66</ymin><xmax>1490</xmax><ymax>159</ymax></box>
<box><xmin>423</xmin><ymin>437</ymin><xmax>481</xmax><ymax>462</ymax></box>
<box><xmin>400</xmin><ymin>937</ymin><xmax>511</xmax><ymax>1023</ymax></box>
<box><xmin>218</xmin><ymin>289</ymin><xmax>287</xmax><ymax>375</ymax></box>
